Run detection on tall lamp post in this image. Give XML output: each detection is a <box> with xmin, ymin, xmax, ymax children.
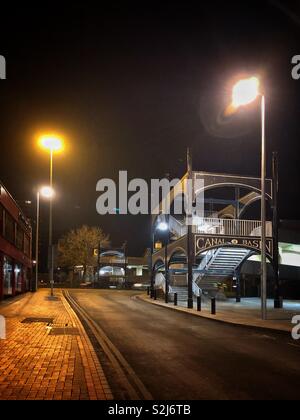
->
<box><xmin>35</xmin><ymin>186</ymin><xmax>55</xmax><ymax>293</ymax></box>
<box><xmin>151</xmin><ymin>219</ymin><xmax>169</xmax><ymax>301</ymax></box>
<box><xmin>38</xmin><ymin>134</ymin><xmax>64</xmax><ymax>297</ymax></box>
<box><xmin>231</xmin><ymin>76</ymin><xmax>267</xmax><ymax>320</ymax></box>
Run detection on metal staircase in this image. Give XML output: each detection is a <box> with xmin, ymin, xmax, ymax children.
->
<box><xmin>154</xmin><ymin>239</ymin><xmax>251</xmax><ymax>301</ymax></box>
<box><xmin>197</xmin><ymin>247</ymin><xmax>250</xmax><ymax>297</ymax></box>
<box><xmin>169</xmin><ymin>273</ymin><xmax>201</xmax><ymax>303</ymax></box>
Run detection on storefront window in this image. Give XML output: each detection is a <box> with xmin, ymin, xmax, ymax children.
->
<box><xmin>15</xmin><ymin>264</ymin><xmax>23</xmax><ymax>293</ymax></box>
<box><xmin>3</xmin><ymin>256</ymin><xmax>13</xmax><ymax>296</ymax></box>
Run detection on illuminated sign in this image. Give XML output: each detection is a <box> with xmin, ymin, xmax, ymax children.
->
<box><xmin>195</xmin><ymin>234</ymin><xmax>273</xmax><ymax>260</ymax></box>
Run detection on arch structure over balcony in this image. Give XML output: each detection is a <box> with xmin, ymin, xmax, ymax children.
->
<box><xmin>193</xmin><ymin>171</ymin><xmax>272</xmax><ymax>201</ymax></box>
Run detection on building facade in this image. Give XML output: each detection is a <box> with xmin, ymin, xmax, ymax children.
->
<box><xmin>0</xmin><ymin>182</ymin><xmax>32</xmax><ymax>300</ymax></box>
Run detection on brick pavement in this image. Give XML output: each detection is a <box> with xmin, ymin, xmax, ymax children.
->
<box><xmin>0</xmin><ymin>289</ymin><xmax>113</xmax><ymax>400</ymax></box>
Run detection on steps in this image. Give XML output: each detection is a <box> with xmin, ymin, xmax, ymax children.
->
<box><xmin>198</xmin><ymin>248</ymin><xmax>250</xmax><ymax>297</ymax></box>
<box><xmin>171</xmin><ymin>286</ymin><xmax>189</xmax><ymax>302</ymax></box>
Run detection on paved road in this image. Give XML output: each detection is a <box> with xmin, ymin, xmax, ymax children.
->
<box><xmin>70</xmin><ymin>289</ymin><xmax>300</xmax><ymax>400</ymax></box>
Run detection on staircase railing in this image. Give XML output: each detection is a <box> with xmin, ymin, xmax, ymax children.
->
<box><xmin>169</xmin><ymin>215</ymin><xmax>187</xmax><ymax>238</ymax></box>
<box><xmin>198</xmin><ymin>248</ymin><xmax>219</xmax><ymax>271</ymax></box>
<box><xmin>192</xmin><ymin>273</ymin><xmax>202</xmax><ymax>296</ymax></box>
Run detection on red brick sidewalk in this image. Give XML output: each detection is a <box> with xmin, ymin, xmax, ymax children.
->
<box><xmin>0</xmin><ymin>290</ymin><xmax>113</xmax><ymax>400</ymax></box>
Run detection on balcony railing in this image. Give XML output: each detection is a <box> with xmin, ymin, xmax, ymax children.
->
<box><xmin>193</xmin><ymin>218</ymin><xmax>272</xmax><ymax>238</ymax></box>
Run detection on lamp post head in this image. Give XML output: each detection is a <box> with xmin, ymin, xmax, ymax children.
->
<box><xmin>157</xmin><ymin>221</ymin><xmax>168</xmax><ymax>232</ymax></box>
<box><xmin>38</xmin><ymin>134</ymin><xmax>64</xmax><ymax>153</ymax></box>
<box><xmin>40</xmin><ymin>186</ymin><xmax>55</xmax><ymax>198</ymax></box>
<box><xmin>232</xmin><ymin>76</ymin><xmax>260</xmax><ymax>108</ymax></box>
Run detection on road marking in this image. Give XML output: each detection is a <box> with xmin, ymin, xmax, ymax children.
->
<box><xmin>63</xmin><ymin>290</ymin><xmax>153</xmax><ymax>400</ymax></box>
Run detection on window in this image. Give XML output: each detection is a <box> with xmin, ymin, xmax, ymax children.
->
<box><xmin>15</xmin><ymin>264</ymin><xmax>23</xmax><ymax>293</ymax></box>
<box><xmin>3</xmin><ymin>256</ymin><xmax>13</xmax><ymax>296</ymax></box>
<box><xmin>0</xmin><ymin>204</ymin><xmax>3</xmax><ymax>236</ymax></box>
<box><xmin>4</xmin><ymin>212</ymin><xmax>15</xmax><ymax>244</ymax></box>
<box><xmin>24</xmin><ymin>234</ymin><xmax>30</xmax><ymax>257</ymax></box>
<box><xmin>16</xmin><ymin>225</ymin><xmax>24</xmax><ymax>250</ymax></box>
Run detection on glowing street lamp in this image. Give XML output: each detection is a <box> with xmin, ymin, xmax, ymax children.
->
<box><xmin>157</xmin><ymin>221</ymin><xmax>169</xmax><ymax>232</ymax></box>
<box><xmin>38</xmin><ymin>133</ymin><xmax>64</xmax><ymax>297</ymax></box>
<box><xmin>40</xmin><ymin>186</ymin><xmax>55</xmax><ymax>199</ymax></box>
<box><xmin>151</xmin><ymin>217</ymin><xmax>170</xmax><ymax>303</ymax></box>
<box><xmin>232</xmin><ymin>76</ymin><xmax>260</xmax><ymax>108</ymax></box>
<box><xmin>231</xmin><ymin>76</ymin><xmax>267</xmax><ymax>320</ymax></box>
<box><xmin>38</xmin><ymin>134</ymin><xmax>64</xmax><ymax>153</ymax></box>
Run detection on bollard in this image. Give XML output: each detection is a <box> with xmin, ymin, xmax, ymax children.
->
<box><xmin>197</xmin><ymin>296</ymin><xmax>201</xmax><ymax>312</ymax></box>
<box><xmin>165</xmin><ymin>291</ymin><xmax>169</xmax><ymax>304</ymax></box>
<box><xmin>147</xmin><ymin>286</ymin><xmax>150</xmax><ymax>296</ymax></box>
<box><xmin>211</xmin><ymin>298</ymin><xmax>216</xmax><ymax>315</ymax></box>
<box><xmin>154</xmin><ymin>289</ymin><xmax>157</xmax><ymax>300</ymax></box>
<box><xmin>174</xmin><ymin>293</ymin><xmax>178</xmax><ymax>306</ymax></box>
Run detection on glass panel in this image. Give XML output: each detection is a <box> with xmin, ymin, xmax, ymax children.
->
<box><xmin>3</xmin><ymin>256</ymin><xmax>13</xmax><ymax>296</ymax></box>
<box><xmin>0</xmin><ymin>204</ymin><xmax>4</xmax><ymax>236</ymax></box>
<box><xmin>24</xmin><ymin>235</ymin><xmax>30</xmax><ymax>257</ymax></box>
<box><xmin>16</xmin><ymin>226</ymin><xmax>24</xmax><ymax>250</ymax></box>
<box><xmin>5</xmin><ymin>212</ymin><xmax>15</xmax><ymax>244</ymax></box>
<box><xmin>15</xmin><ymin>264</ymin><xmax>23</xmax><ymax>293</ymax></box>
<box><xmin>24</xmin><ymin>268</ymin><xmax>30</xmax><ymax>291</ymax></box>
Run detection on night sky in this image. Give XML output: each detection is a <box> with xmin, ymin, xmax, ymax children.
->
<box><xmin>0</xmin><ymin>1</ymin><xmax>300</xmax><ymax>257</ymax></box>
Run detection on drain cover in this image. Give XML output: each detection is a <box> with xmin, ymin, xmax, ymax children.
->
<box><xmin>49</xmin><ymin>327</ymin><xmax>79</xmax><ymax>336</ymax></box>
<box><xmin>21</xmin><ymin>317</ymin><xmax>54</xmax><ymax>324</ymax></box>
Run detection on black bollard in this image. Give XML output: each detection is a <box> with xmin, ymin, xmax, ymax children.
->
<box><xmin>154</xmin><ymin>289</ymin><xmax>157</xmax><ymax>300</ymax></box>
<box><xmin>165</xmin><ymin>291</ymin><xmax>169</xmax><ymax>304</ymax></box>
<box><xmin>211</xmin><ymin>298</ymin><xmax>216</xmax><ymax>315</ymax></box>
<box><xmin>197</xmin><ymin>296</ymin><xmax>201</xmax><ymax>312</ymax></box>
<box><xmin>174</xmin><ymin>293</ymin><xmax>178</xmax><ymax>306</ymax></box>
<box><xmin>147</xmin><ymin>286</ymin><xmax>150</xmax><ymax>296</ymax></box>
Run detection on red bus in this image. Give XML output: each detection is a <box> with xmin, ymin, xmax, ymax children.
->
<box><xmin>0</xmin><ymin>182</ymin><xmax>32</xmax><ymax>300</ymax></box>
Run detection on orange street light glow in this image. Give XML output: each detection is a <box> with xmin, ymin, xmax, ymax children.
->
<box><xmin>232</xmin><ymin>77</ymin><xmax>260</xmax><ymax>108</ymax></box>
<box><xmin>38</xmin><ymin>134</ymin><xmax>64</xmax><ymax>153</ymax></box>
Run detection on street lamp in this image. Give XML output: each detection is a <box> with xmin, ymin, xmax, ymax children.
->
<box><xmin>157</xmin><ymin>221</ymin><xmax>169</xmax><ymax>232</ymax></box>
<box><xmin>152</xmin><ymin>217</ymin><xmax>170</xmax><ymax>303</ymax></box>
<box><xmin>38</xmin><ymin>134</ymin><xmax>64</xmax><ymax>297</ymax></box>
<box><xmin>35</xmin><ymin>186</ymin><xmax>55</xmax><ymax>293</ymax></box>
<box><xmin>231</xmin><ymin>76</ymin><xmax>267</xmax><ymax>320</ymax></box>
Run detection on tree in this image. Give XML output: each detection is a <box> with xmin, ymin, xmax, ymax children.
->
<box><xmin>58</xmin><ymin>225</ymin><xmax>110</xmax><ymax>279</ymax></box>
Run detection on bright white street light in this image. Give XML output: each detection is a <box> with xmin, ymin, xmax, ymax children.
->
<box><xmin>157</xmin><ymin>221</ymin><xmax>169</xmax><ymax>231</ymax></box>
<box><xmin>40</xmin><ymin>186</ymin><xmax>55</xmax><ymax>198</ymax></box>
<box><xmin>230</xmin><ymin>74</ymin><xmax>269</xmax><ymax>320</ymax></box>
<box><xmin>232</xmin><ymin>76</ymin><xmax>260</xmax><ymax>108</ymax></box>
